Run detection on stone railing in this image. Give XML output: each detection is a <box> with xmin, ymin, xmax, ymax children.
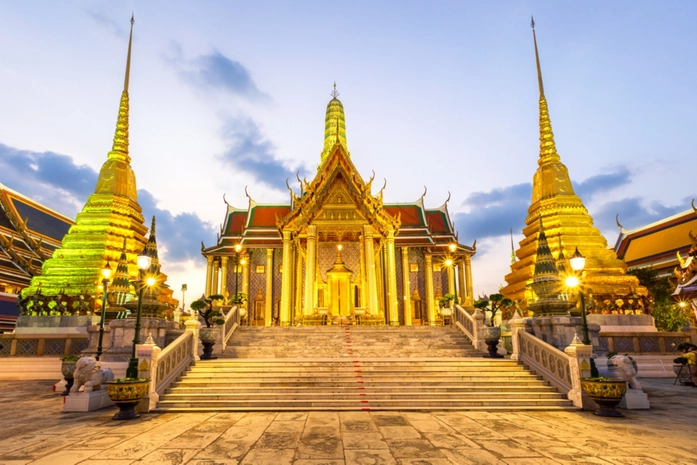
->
<box><xmin>509</xmin><ymin>312</ymin><xmax>591</xmax><ymax>408</ymax></box>
<box><xmin>454</xmin><ymin>304</ymin><xmax>486</xmax><ymax>353</ymax></box>
<box><xmin>219</xmin><ymin>305</ymin><xmax>239</xmax><ymax>352</ymax></box>
<box><xmin>598</xmin><ymin>331</ymin><xmax>690</xmax><ymax>354</ymax></box>
<box><xmin>0</xmin><ymin>333</ymin><xmax>88</xmax><ymax>357</ymax></box>
<box><xmin>154</xmin><ymin>330</ymin><xmax>194</xmax><ymax>396</ymax></box>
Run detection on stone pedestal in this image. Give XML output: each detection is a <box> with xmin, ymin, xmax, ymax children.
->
<box><xmin>101</xmin><ymin>318</ymin><xmax>177</xmax><ymax>362</ymax></box>
<box><xmin>528</xmin><ymin>316</ymin><xmax>601</xmax><ymax>353</ymax></box>
<box><xmin>63</xmin><ymin>390</ymin><xmax>113</xmax><ymax>412</ymax></box>
<box><xmin>15</xmin><ymin>315</ymin><xmax>100</xmax><ymax>334</ymax></box>
<box><xmin>587</xmin><ymin>314</ymin><xmax>656</xmax><ymax>333</ymax></box>
<box><xmin>619</xmin><ymin>389</ymin><xmax>650</xmax><ymax>409</ymax></box>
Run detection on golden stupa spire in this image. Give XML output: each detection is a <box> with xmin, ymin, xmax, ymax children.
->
<box><xmin>21</xmin><ymin>16</ymin><xmax>148</xmax><ymax>305</ymax></box>
<box><xmin>320</xmin><ymin>83</ymin><xmax>349</xmax><ymax>164</ymax></box>
<box><xmin>500</xmin><ymin>19</ymin><xmax>647</xmax><ymax>310</ymax></box>
<box><xmin>108</xmin><ymin>14</ymin><xmax>135</xmax><ymax>163</ymax></box>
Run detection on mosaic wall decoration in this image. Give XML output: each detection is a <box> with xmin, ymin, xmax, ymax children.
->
<box><xmin>410</xmin><ymin>249</ymin><xmax>426</xmax><ymax>309</ymax></box>
<box><xmin>273</xmin><ymin>248</ymin><xmax>282</xmax><ymax>312</ymax></box>
<box><xmin>43</xmin><ymin>338</ymin><xmax>66</xmax><ymax>356</ymax></box>
<box><xmin>318</xmin><ymin>242</ymin><xmax>360</xmax><ymax>282</ymax></box>
<box><xmin>15</xmin><ymin>338</ymin><xmax>39</xmax><ymax>356</ymax></box>
<box><xmin>613</xmin><ymin>337</ymin><xmax>635</xmax><ymax>353</ymax></box>
<box><xmin>395</xmin><ymin>249</ymin><xmax>404</xmax><ymax>324</ymax></box>
<box><xmin>638</xmin><ymin>337</ymin><xmax>660</xmax><ymax>353</ymax></box>
<box><xmin>0</xmin><ymin>340</ymin><xmax>11</xmax><ymax>356</ymax></box>
<box><xmin>71</xmin><ymin>338</ymin><xmax>89</xmax><ymax>355</ymax></box>
<box><xmin>249</xmin><ymin>249</ymin><xmax>266</xmax><ymax>304</ymax></box>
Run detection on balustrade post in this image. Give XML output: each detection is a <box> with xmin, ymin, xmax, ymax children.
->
<box><xmin>185</xmin><ymin>318</ymin><xmax>201</xmax><ymax>361</ymax></box>
<box><xmin>136</xmin><ymin>335</ymin><xmax>161</xmax><ymax>413</ymax></box>
<box><xmin>472</xmin><ymin>307</ymin><xmax>486</xmax><ymax>353</ymax></box>
<box><xmin>564</xmin><ymin>335</ymin><xmax>592</xmax><ymax>408</ymax></box>
<box><xmin>509</xmin><ymin>310</ymin><xmax>526</xmax><ymax>361</ymax></box>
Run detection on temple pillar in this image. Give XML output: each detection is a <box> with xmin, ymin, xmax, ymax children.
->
<box><xmin>425</xmin><ymin>253</ymin><xmax>436</xmax><ymax>325</ymax></box>
<box><xmin>386</xmin><ymin>228</ymin><xmax>399</xmax><ymax>325</ymax></box>
<box><xmin>464</xmin><ymin>255</ymin><xmax>474</xmax><ymax>305</ymax></box>
<box><xmin>205</xmin><ymin>256</ymin><xmax>214</xmax><ymax>296</ymax></box>
<box><xmin>363</xmin><ymin>225</ymin><xmax>379</xmax><ymax>316</ymax></box>
<box><xmin>241</xmin><ymin>253</ymin><xmax>250</xmax><ymax>298</ymax></box>
<box><xmin>447</xmin><ymin>263</ymin><xmax>455</xmax><ymax>296</ymax></box>
<box><xmin>457</xmin><ymin>262</ymin><xmax>466</xmax><ymax>306</ymax></box>
<box><xmin>401</xmin><ymin>247</ymin><xmax>412</xmax><ymax>326</ymax></box>
<box><xmin>294</xmin><ymin>248</ymin><xmax>303</xmax><ymax>322</ymax></box>
<box><xmin>210</xmin><ymin>260</ymin><xmax>220</xmax><ymax>294</ymax></box>
<box><xmin>304</xmin><ymin>225</ymin><xmax>317</xmax><ymax>315</ymax></box>
<box><xmin>220</xmin><ymin>256</ymin><xmax>229</xmax><ymax>300</ymax></box>
<box><xmin>280</xmin><ymin>230</ymin><xmax>293</xmax><ymax>326</ymax></box>
<box><xmin>265</xmin><ymin>248</ymin><xmax>274</xmax><ymax>326</ymax></box>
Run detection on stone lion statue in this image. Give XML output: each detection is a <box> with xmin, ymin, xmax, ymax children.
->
<box><xmin>70</xmin><ymin>357</ymin><xmax>115</xmax><ymax>393</ymax></box>
<box><xmin>608</xmin><ymin>355</ymin><xmax>641</xmax><ymax>390</ymax></box>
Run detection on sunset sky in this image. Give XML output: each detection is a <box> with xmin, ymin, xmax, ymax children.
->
<box><xmin>1</xmin><ymin>1</ymin><xmax>696</xmax><ymax>305</ymax></box>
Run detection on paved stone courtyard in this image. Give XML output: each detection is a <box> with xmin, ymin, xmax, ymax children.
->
<box><xmin>0</xmin><ymin>378</ymin><xmax>694</xmax><ymax>465</ymax></box>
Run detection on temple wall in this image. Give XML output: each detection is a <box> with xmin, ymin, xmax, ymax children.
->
<box><xmin>395</xmin><ymin>249</ymin><xmax>404</xmax><ymax>325</ymax></box>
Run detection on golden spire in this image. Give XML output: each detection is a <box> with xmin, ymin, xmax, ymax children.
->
<box><xmin>108</xmin><ymin>14</ymin><xmax>135</xmax><ymax>163</ymax></box>
<box><xmin>531</xmin><ymin>18</ymin><xmax>560</xmax><ymax>169</ymax></box>
<box><xmin>320</xmin><ymin>83</ymin><xmax>348</xmax><ymax>164</ymax></box>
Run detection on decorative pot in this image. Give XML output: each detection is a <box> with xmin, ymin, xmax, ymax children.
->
<box><xmin>60</xmin><ymin>361</ymin><xmax>77</xmax><ymax>396</ymax></box>
<box><xmin>581</xmin><ymin>378</ymin><xmax>627</xmax><ymax>417</ymax></box>
<box><xmin>199</xmin><ymin>327</ymin><xmax>220</xmax><ymax>360</ymax></box>
<box><xmin>480</xmin><ymin>326</ymin><xmax>503</xmax><ymax>358</ymax></box>
<box><xmin>673</xmin><ymin>363</ymin><xmax>692</xmax><ymax>385</ymax></box>
<box><xmin>106</xmin><ymin>379</ymin><xmax>150</xmax><ymax>420</ymax></box>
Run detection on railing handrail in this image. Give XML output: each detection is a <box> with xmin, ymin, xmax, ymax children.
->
<box><xmin>517</xmin><ymin>330</ymin><xmax>572</xmax><ymax>393</ymax></box>
<box><xmin>223</xmin><ymin>305</ymin><xmax>239</xmax><ymax>344</ymax></box>
<box><xmin>155</xmin><ymin>330</ymin><xmax>194</xmax><ymax>395</ymax></box>
<box><xmin>454</xmin><ymin>304</ymin><xmax>475</xmax><ymax>340</ymax></box>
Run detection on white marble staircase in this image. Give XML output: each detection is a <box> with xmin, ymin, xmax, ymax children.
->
<box><xmin>154</xmin><ymin>326</ymin><xmax>574</xmax><ymax>411</ymax></box>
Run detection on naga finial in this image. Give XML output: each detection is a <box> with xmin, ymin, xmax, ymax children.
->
<box><xmin>244</xmin><ymin>186</ymin><xmax>251</xmax><ymax>200</ymax></box>
<box><xmin>692</xmin><ymin>198</ymin><xmax>696</xmax><ymax>213</ymax></box>
<box><xmin>421</xmin><ymin>186</ymin><xmax>427</xmax><ymax>200</ymax></box>
<box><xmin>223</xmin><ymin>193</ymin><xmax>230</xmax><ymax>207</ymax></box>
<box><xmin>445</xmin><ymin>191</ymin><xmax>451</xmax><ymax>205</ymax></box>
<box><xmin>616</xmin><ymin>214</ymin><xmax>624</xmax><ymax>230</ymax></box>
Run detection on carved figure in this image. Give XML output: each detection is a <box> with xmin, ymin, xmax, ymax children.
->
<box><xmin>608</xmin><ymin>355</ymin><xmax>641</xmax><ymax>390</ymax></box>
<box><xmin>70</xmin><ymin>357</ymin><xmax>115</xmax><ymax>393</ymax></box>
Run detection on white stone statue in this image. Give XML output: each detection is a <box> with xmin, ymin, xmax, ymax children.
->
<box><xmin>70</xmin><ymin>357</ymin><xmax>115</xmax><ymax>393</ymax></box>
<box><xmin>608</xmin><ymin>355</ymin><xmax>641</xmax><ymax>390</ymax></box>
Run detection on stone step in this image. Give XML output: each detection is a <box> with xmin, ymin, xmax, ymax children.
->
<box><xmin>167</xmin><ymin>385</ymin><xmax>558</xmax><ymax>394</ymax></box>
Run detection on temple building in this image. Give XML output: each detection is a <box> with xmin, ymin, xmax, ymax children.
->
<box><xmin>202</xmin><ymin>86</ymin><xmax>475</xmax><ymax>326</ymax></box>
<box><xmin>0</xmin><ymin>183</ymin><xmax>74</xmax><ymax>331</ymax></box>
<box><xmin>19</xmin><ymin>17</ymin><xmax>177</xmax><ymax>315</ymax></box>
<box><xmin>501</xmin><ymin>21</ymin><xmax>648</xmax><ymax>313</ymax></box>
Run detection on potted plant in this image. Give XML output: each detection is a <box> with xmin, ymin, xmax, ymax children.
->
<box><xmin>233</xmin><ymin>292</ymin><xmax>249</xmax><ymax>323</ymax></box>
<box><xmin>580</xmin><ymin>377</ymin><xmax>627</xmax><ymax>417</ymax></box>
<box><xmin>474</xmin><ymin>293</ymin><xmax>512</xmax><ymax>358</ymax></box>
<box><xmin>438</xmin><ymin>293</ymin><xmax>457</xmax><ymax>322</ymax></box>
<box><xmin>60</xmin><ymin>355</ymin><xmax>80</xmax><ymax>396</ymax></box>
<box><xmin>190</xmin><ymin>294</ymin><xmax>225</xmax><ymax>360</ymax></box>
<box><xmin>106</xmin><ymin>377</ymin><xmax>150</xmax><ymax>420</ymax></box>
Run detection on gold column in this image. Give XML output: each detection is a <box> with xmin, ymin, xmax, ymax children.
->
<box><xmin>457</xmin><ymin>262</ymin><xmax>466</xmax><ymax>306</ymax></box>
<box><xmin>386</xmin><ymin>228</ymin><xmax>399</xmax><ymax>325</ymax></box>
<box><xmin>447</xmin><ymin>264</ymin><xmax>455</xmax><ymax>296</ymax></box>
<box><xmin>464</xmin><ymin>255</ymin><xmax>474</xmax><ymax>305</ymax></box>
<box><xmin>280</xmin><ymin>230</ymin><xmax>293</xmax><ymax>326</ymax></box>
<box><xmin>363</xmin><ymin>225</ymin><xmax>379</xmax><ymax>315</ymax></box>
<box><xmin>303</xmin><ymin>225</ymin><xmax>317</xmax><ymax>315</ymax></box>
<box><xmin>220</xmin><ymin>256</ymin><xmax>229</xmax><ymax>299</ymax></box>
<box><xmin>205</xmin><ymin>256</ymin><xmax>214</xmax><ymax>296</ymax></box>
<box><xmin>241</xmin><ymin>253</ymin><xmax>250</xmax><ymax>297</ymax></box>
<box><xmin>265</xmin><ymin>248</ymin><xmax>274</xmax><ymax>326</ymax></box>
<box><xmin>294</xmin><ymin>248</ymin><xmax>303</xmax><ymax>322</ymax></box>
<box><xmin>425</xmin><ymin>253</ymin><xmax>436</xmax><ymax>325</ymax></box>
<box><xmin>211</xmin><ymin>261</ymin><xmax>220</xmax><ymax>294</ymax></box>
<box><xmin>401</xmin><ymin>247</ymin><xmax>412</xmax><ymax>326</ymax></box>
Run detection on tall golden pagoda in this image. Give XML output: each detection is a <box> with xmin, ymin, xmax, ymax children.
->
<box><xmin>21</xmin><ymin>16</ymin><xmax>149</xmax><ymax>306</ymax></box>
<box><xmin>501</xmin><ymin>20</ymin><xmax>647</xmax><ymax>310</ymax></box>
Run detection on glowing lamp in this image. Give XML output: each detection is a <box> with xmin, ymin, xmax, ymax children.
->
<box><xmin>146</xmin><ymin>276</ymin><xmax>156</xmax><ymax>287</ymax></box>
<box><xmin>234</xmin><ymin>244</ymin><xmax>242</xmax><ymax>253</ymax></box>
<box><xmin>137</xmin><ymin>251</ymin><xmax>152</xmax><ymax>270</ymax></box>
<box><xmin>101</xmin><ymin>261</ymin><xmax>112</xmax><ymax>280</ymax></box>
<box><xmin>565</xmin><ymin>276</ymin><xmax>580</xmax><ymax>288</ymax></box>
<box><xmin>445</xmin><ymin>258</ymin><xmax>453</xmax><ymax>267</ymax></box>
<box><xmin>337</xmin><ymin>244</ymin><xmax>343</xmax><ymax>251</ymax></box>
<box><xmin>569</xmin><ymin>247</ymin><xmax>585</xmax><ymax>272</ymax></box>
<box><xmin>449</xmin><ymin>243</ymin><xmax>456</xmax><ymax>253</ymax></box>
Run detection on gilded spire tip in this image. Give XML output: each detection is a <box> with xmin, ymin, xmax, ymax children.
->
<box><xmin>531</xmin><ymin>15</ymin><xmax>535</xmax><ymax>29</ymax></box>
<box><xmin>331</xmin><ymin>82</ymin><xmax>339</xmax><ymax>99</ymax></box>
<box><xmin>532</xmin><ymin>18</ymin><xmax>544</xmax><ymax>96</ymax></box>
<box><xmin>124</xmin><ymin>15</ymin><xmax>134</xmax><ymax>92</ymax></box>
<box><xmin>131</xmin><ymin>12</ymin><xmax>134</xmax><ymax>25</ymax></box>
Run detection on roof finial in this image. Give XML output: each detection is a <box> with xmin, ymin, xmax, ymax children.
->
<box><xmin>331</xmin><ymin>82</ymin><xmax>339</xmax><ymax>99</ymax></box>
<box><xmin>531</xmin><ymin>16</ymin><xmax>544</xmax><ymax>96</ymax></box>
<box><xmin>510</xmin><ymin>228</ymin><xmax>516</xmax><ymax>265</ymax></box>
<box><xmin>124</xmin><ymin>13</ymin><xmax>135</xmax><ymax>92</ymax></box>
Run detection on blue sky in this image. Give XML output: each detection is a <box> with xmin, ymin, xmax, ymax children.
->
<box><xmin>1</xmin><ymin>1</ymin><xmax>695</xmax><ymax>303</ymax></box>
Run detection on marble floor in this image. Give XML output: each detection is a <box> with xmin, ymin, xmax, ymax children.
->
<box><xmin>0</xmin><ymin>378</ymin><xmax>694</xmax><ymax>465</ymax></box>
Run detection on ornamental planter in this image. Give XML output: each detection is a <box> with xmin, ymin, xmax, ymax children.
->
<box><xmin>106</xmin><ymin>379</ymin><xmax>150</xmax><ymax>420</ymax></box>
<box><xmin>480</xmin><ymin>326</ymin><xmax>503</xmax><ymax>358</ymax></box>
<box><xmin>60</xmin><ymin>361</ymin><xmax>77</xmax><ymax>396</ymax></box>
<box><xmin>581</xmin><ymin>378</ymin><xmax>627</xmax><ymax>417</ymax></box>
<box><xmin>199</xmin><ymin>327</ymin><xmax>221</xmax><ymax>360</ymax></box>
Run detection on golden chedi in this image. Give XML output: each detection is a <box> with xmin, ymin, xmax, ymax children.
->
<box><xmin>501</xmin><ymin>20</ymin><xmax>647</xmax><ymax>312</ymax></box>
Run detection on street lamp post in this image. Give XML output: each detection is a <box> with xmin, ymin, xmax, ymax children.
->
<box><xmin>126</xmin><ymin>250</ymin><xmax>153</xmax><ymax>379</ymax></box>
<box><xmin>567</xmin><ymin>247</ymin><xmax>591</xmax><ymax>345</ymax></box>
<box><xmin>96</xmin><ymin>262</ymin><xmax>112</xmax><ymax>361</ymax></box>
